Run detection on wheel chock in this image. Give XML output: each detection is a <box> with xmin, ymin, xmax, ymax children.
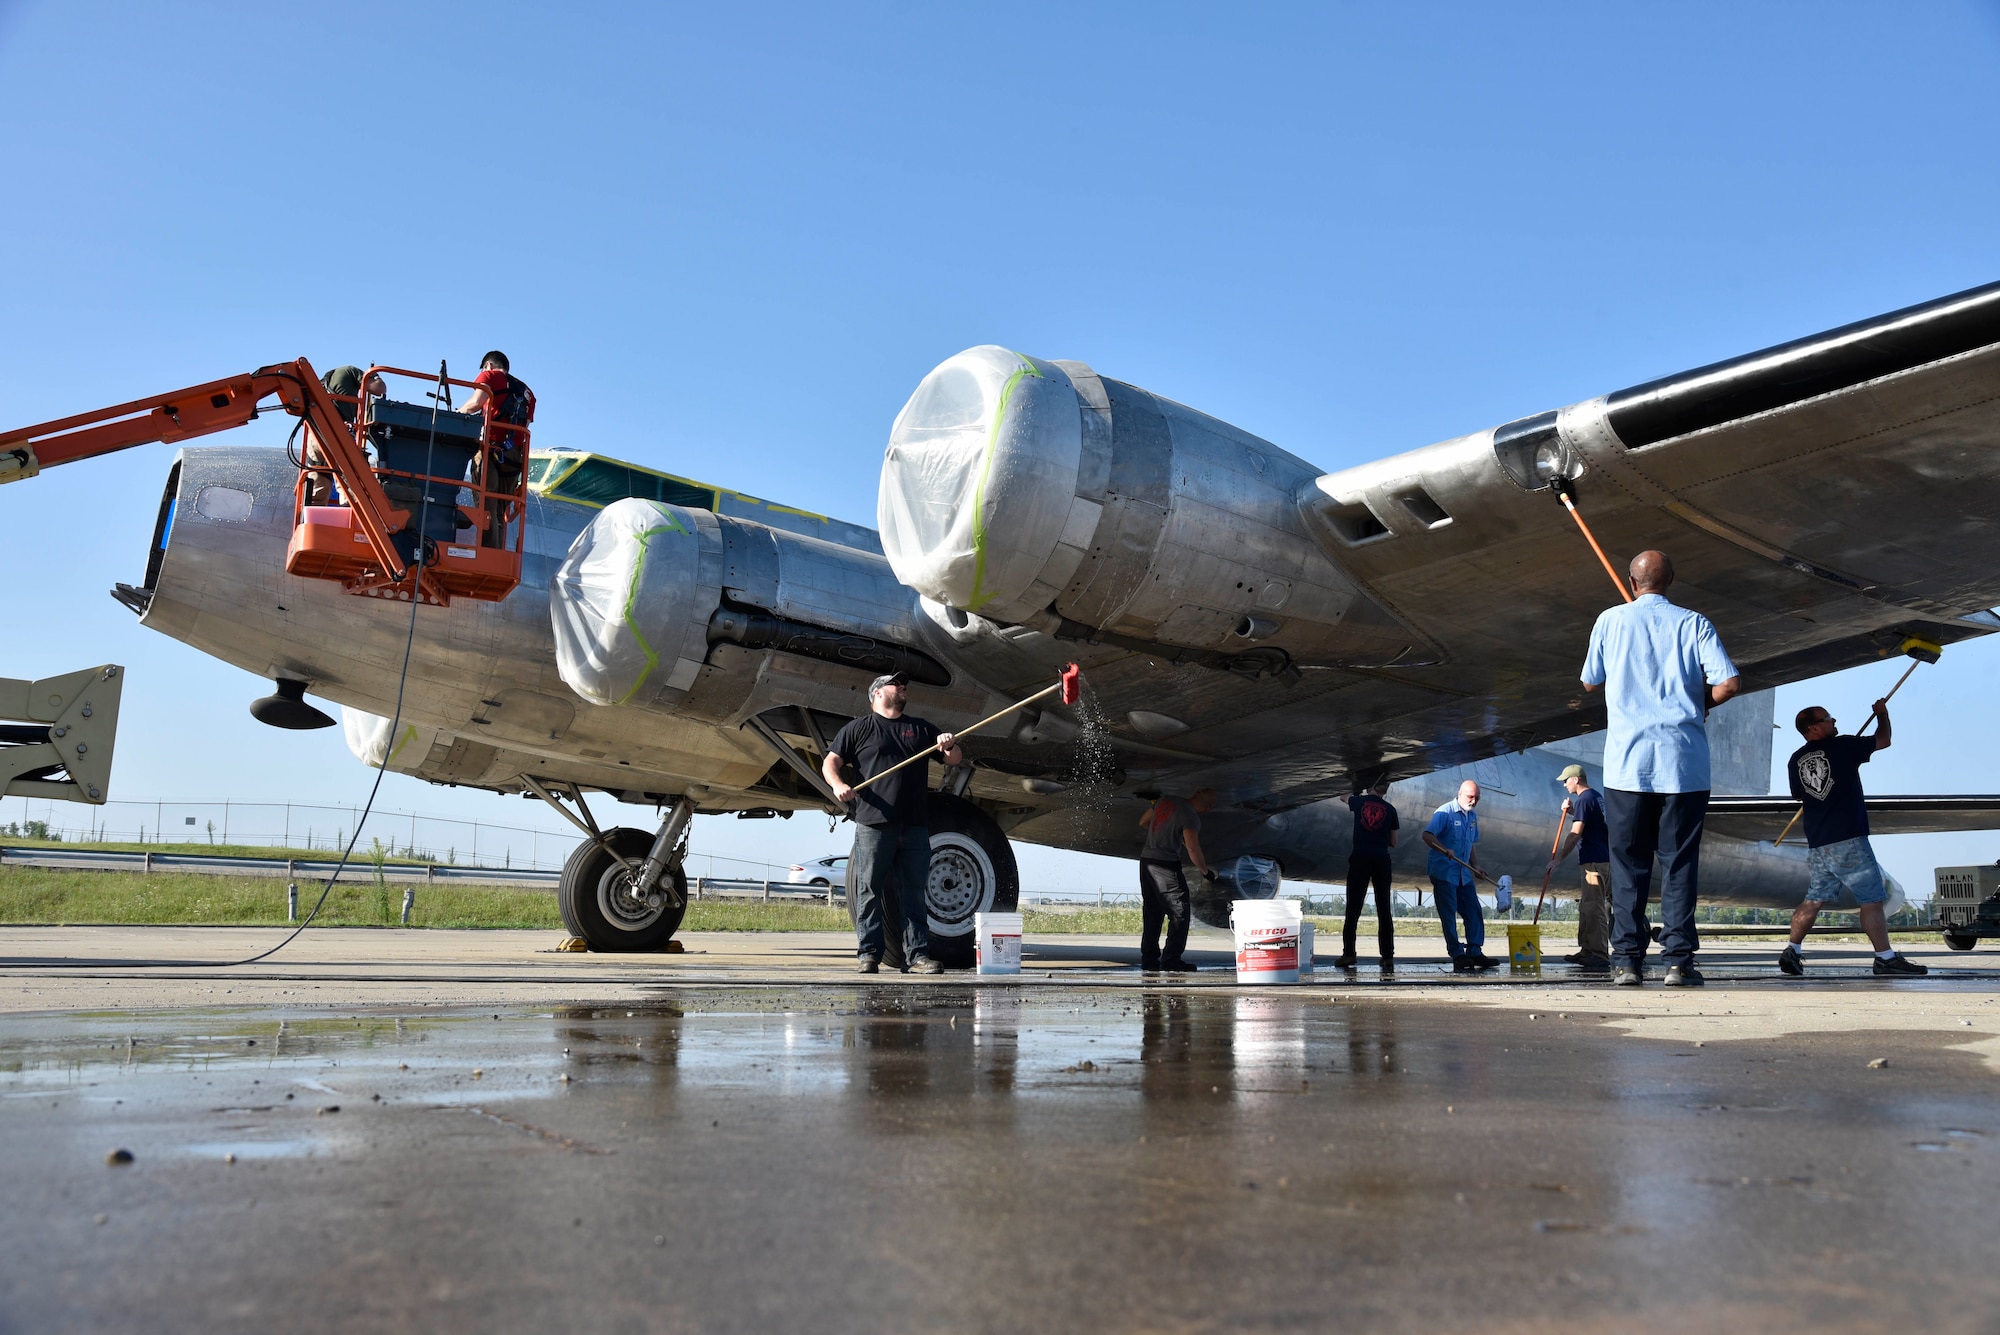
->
<box><xmin>557</xmin><ymin>937</ymin><xmax>590</xmax><ymax>952</ymax></box>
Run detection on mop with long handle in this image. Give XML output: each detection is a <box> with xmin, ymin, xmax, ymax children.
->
<box><xmin>1532</xmin><ymin>802</ymin><xmax>1570</xmax><ymax>926</ymax></box>
<box><xmin>847</xmin><ymin>663</ymin><xmax>1085</xmax><ymax>797</ymax></box>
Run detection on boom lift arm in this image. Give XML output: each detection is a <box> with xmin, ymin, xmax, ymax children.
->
<box><xmin>0</xmin><ymin>357</ymin><xmax>524</xmax><ymax>605</ymax></box>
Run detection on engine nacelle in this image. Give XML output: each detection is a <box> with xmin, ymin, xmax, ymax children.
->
<box><xmin>551</xmin><ymin>498</ymin><xmax>950</xmax><ymax>713</ymax></box>
<box><xmin>552</xmin><ymin>499</ymin><xmax>726</xmax><ymax>710</ymax></box>
<box><xmin>878</xmin><ymin>346</ymin><xmax>1432</xmax><ymax>668</ymax></box>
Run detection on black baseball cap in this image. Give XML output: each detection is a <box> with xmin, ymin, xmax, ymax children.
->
<box><xmin>869</xmin><ymin>672</ymin><xmax>910</xmax><ymax>693</ymax></box>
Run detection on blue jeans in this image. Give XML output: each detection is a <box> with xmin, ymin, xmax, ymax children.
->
<box><xmin>851</xmin><ymin>822</ymin><xmax>932</xmax><ymax>962</ymax></box>
<box><xmin>1605</xmin><ymin>788</ymin><xmax>1707</xmax><ymax>968</ymax></box>
<box><xmin>1430</xmin><ymin>875</ymin><xmax>1484</xmax><ymax>957</ymax></box>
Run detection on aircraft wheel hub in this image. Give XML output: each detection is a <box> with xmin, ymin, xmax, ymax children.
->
<box><xmin>598</xmin><ymin>864</ymin><xmax>667</xmax><ymax>932</ymax></box>
<box><xmin>926</xmin><ymin>834</ymin><xmax>994</xmax><ymax>933</ymax></box>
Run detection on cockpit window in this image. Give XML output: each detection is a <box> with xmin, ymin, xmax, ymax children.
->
<box><xmin>550</xmin><ymin>457</ymin><xmax>718</xmax><ymax>511</ymax></box>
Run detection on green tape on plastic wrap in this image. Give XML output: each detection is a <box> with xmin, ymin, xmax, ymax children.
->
<box><xmin>386</xmin><ymin>725</ymin><xmax>418</xmax><ymax>766</ymax></box>
<box><xmin>615</xmin><ymin>505</ymin><xmax>690</xmax><ymax>705</ymax></box>
<box><xmin>965</xmin><ymin>355</ymin><xmax>1043</xmax><ymax>612</ymax></box>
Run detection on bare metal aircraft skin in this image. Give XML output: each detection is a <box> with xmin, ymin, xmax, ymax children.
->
<box><xmin>120</xmin><ymin>280</ymin><xmax>2000</xmax><ymax>949</ymax></box>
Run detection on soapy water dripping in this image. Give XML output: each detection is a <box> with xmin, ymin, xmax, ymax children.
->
<box><xmin>1060</xmin><ymin>687</ymin><xmax>1121</xmax><ymax>838</ymax></box>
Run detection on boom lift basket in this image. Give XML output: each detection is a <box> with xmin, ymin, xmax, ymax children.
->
<box><xmin>286</xmin><ymin>364</ymin><xmax>529</xmax><ymax>604</ymax></box>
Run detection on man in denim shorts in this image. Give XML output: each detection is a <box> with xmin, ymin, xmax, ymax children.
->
<box><xmin>1778</xmin><ymin>699</ymin><xmax>1927</xmax><ymax>977</ymax></box>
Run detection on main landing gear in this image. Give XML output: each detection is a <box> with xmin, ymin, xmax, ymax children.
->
<box><xmin>523</xmin><ymin>776</ymin><xmax>695</xmax><ymax>952</ymax></box>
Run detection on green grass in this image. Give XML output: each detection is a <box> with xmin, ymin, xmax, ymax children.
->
<box><xmin>0</xmin><ymin>837</ymin><xmax>441</xmax><ymax>864</ymax></box>
<box><xmin>1024</xmin><ymin>907</ymin><xmax>1144</xmax><ymax>934</ymax></box>
<box><xmin>682</xmin><ymin>902</ymin><xmax>850</xmax><ymax>931</ymax></box>
<box><xmin>0</xmin><ymin>868</ymin><xmax>561</xmax><ymax>928</ymax></box>
<box><xmin>0</xmin><ymin>868</ymin><xmax>854</xmax><ymax>931</ymax></box>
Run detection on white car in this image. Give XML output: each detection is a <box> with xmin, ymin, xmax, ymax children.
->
<box><xmin>787</xmin><ymin>855</ymin><xmax>848</xmax><ymax>887</ymax></box>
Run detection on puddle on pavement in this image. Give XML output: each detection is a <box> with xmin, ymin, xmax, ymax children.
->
<box><xmin>3</xmin><ymin>990</ymin><xmax>1995</xmax><ymax>1163</ymax></box>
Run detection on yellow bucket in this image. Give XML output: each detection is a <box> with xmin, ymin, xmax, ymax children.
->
<box><xmin>1507</xmin><ymin>923</ymin><xmax>1542</xmax><ymax>973</ymax></box>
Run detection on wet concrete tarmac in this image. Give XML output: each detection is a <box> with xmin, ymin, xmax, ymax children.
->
<box><xmin>4</xmin><ymin>985</ymin><xmax>1998</xmax><ymax>1333</ymax></box>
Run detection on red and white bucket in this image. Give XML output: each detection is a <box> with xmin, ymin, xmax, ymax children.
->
<box><xmin>1231</xmin><ymin>900</ymin><xmax>1302</xmax><ymax>984</ymax></box>
<box><xmin>976</xmin><ymin>912</ymin><xmax>1023</xmax><ymax>975</ymax></box>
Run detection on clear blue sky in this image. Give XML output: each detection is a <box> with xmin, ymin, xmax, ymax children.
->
<box><xmin>4</xmin><ymin>2</ymin><xmax>1999</xmax><ymax>896</ymax></box>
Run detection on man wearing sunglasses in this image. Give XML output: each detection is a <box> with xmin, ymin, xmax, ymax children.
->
<box><xmin>1779</xmin><ymin>701</ymin><xmax>1927</xmax><ymax>977</ymax></box>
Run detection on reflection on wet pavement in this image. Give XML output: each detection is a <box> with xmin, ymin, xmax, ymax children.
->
<box><xmin>3</xmin><ymin>988</ymin><xmax>1997</xmax><ymax>1332</ymax></box>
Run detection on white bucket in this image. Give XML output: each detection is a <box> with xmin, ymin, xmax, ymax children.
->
<box><xmin>1298</xmin><ymin>919</ymin><xmax>1315</xmax><ymax>975</ymax></box>
<box><xmin>1231</xmin><ymin>900</ymin><xmax>1301</xmax><ymax>984</ymax></box>
<box><xmin>976</xmin><ymin>912</ymin><xmax>1023</xmax><ymax>975</ymax></box>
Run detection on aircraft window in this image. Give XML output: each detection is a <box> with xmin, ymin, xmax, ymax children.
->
<box><xmin>194</xmin><ymin>485</ymin><xmax>255</xmax><ymax>523</ymax></box>
<box><xmin>554</xmin><ymin>458</ymin><xmax>719</xmax><ymax>512</ymax></box>
<box><xmin>1324</xmin><ymin>501</ymin><xmax>1391</xmax><ymax>544</ymax></box>
<box><xmin>1394</xmin><ymin>486</ymin><xmax>1451</xmax><ymax>529</ymax></box>
<box><xmin>526</xmin><ymin>455</ymin><xmax>555</xmax><ymax>485</ymax></box>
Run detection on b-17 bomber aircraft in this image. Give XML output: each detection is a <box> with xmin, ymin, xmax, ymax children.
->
<box><xmin>9</xmin><ymin>282</ymin><xmax>2000</xmax><ymax>962</ymax></box>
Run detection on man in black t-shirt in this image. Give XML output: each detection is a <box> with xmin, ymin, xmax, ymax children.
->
<box><xmin>822</xmin><ymin>671</ymin><xmax>963</xmax><ymax>974</ymax></box>
<box><xmin>1337</xmin><ymin>781</ymin><xmax>1399</xmax><ymax>971</ymax></box>
<box><xmin>1778</xmin><ymin>699</ymin><xmax>1926</xmax><ymax>977</ymax></box>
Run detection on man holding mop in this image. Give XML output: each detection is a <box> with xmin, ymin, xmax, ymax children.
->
<box><xmin>824</xmin><ymin>672</ymin><xmax>962</xmax><ymax>974</ymax></box>
<box><xmin>1553</xmin><ymin>764</ymin><xmax>1612</xmax><ymax>971</ymax></box>
<box><xmin>1423</xmin><ymin>779</ymin><xmax>1499</xmax><ymax>972</ymax></box>
<box><xmin>1777</xmin><ymin>700</ymin><xmax>1927</xmax><ymax>977</ymax></box>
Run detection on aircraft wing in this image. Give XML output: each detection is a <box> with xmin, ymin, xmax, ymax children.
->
<box><xmin>1193</xmin><ymin>278</ymin><xmax>2000</xmax><ymax>803</ymax></box>
<box><xmin>1704</xmin><ymin>795</ymin><xmax>2000</xmax><ymax>842</ymax></box>
<box><xmin>887</xmin><ymin>280</ymin><xmax>2000</xmax><ymax>821</ymax></box>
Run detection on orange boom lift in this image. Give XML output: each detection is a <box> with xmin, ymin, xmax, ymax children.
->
<box><xmin>0</xmin><ymin>358</ymin><xmax>527</xmax><ymax>606</ymax></box>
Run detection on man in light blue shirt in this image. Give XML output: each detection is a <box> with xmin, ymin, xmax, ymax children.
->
<box><xmin>1581</xmin><ymin>550</ymin><xmax>1741</xmax><ymax>988</ymax></box>
<box><xmin>1421</xmin><ymin>779</ymin><xmax>1497</xmax><ymax>971</ymax></box>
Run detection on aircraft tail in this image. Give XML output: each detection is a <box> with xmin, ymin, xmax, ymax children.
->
<box><xmin>1708</xmin><ymin>688</ymin><xmax>1775</xmax><ymax>796</ymax></box>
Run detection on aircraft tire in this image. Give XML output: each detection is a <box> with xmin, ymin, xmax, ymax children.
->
<box><xmin>843</xmin><ymin>795</ymin><xmax>1018</xmax><ymax>971</ymax></box>
<box><xmin>1943</xmin><ymin>932</ymin><xmax>1978</xmax><ymax>952</ymax></box>
<box><xmin>559</xmin><ymin>827</ymin><xmax>689</xmax><ymax>952</ymax></box>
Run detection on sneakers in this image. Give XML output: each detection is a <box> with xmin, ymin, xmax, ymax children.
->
<box><xmin>1612</xmin><ymin>965</ymin><xmax>1642</xmax><ymax>987</ymax></box>
<box><xmin>1663</xmin><ymin>964</ymin><xmax>1704</xmax><ymax>988</ymax></box>
<box><xmin>1160</xmin><ymin>957</ymin><xmax>1199</xmax><ymax>973</ymax></box>
<box><xmin>1777</xmin><ymin>944</ymin><xmax>1804</xmax><ymax>977</ymax></box>
<box><xmin>907</xmin><ymin>957</ymin><xmax>944</xmax><ymax>975</ymax></box>
<box><xmin>857</xmin><ymin>957</ymin><xmax>880</xmax><ymax>974</ymax></box>
<box><xmin>1873</xmin><ymin>953</ymin><xmax>1929</xmax><ymax>977</ymax></box>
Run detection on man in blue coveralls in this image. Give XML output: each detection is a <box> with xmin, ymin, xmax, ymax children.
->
<box><xmin>1581</xmin><ymin>550</ymin><xmax>1740</xmax><ymax>989</ymax></box>
<box><xmin>1422</xmin><ymin>778</ymin><xmax>1497</xmax><ymax>972</ymax></box>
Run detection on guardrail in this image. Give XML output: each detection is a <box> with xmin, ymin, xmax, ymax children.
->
<box><xmin>0</xmin><ymin>846</ymin><xmax>844</xmax><ymax>905</ymax></box>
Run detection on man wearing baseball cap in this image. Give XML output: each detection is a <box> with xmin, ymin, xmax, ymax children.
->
<box><xmin>1551</xmin><ymin>764</ymin><xmax>1612</xmax><ymax>971</ymax></box>
<box><xmin>822</xmin><ymin>672</ymin><xmax>963</xmax><ymax>974</ymax></box>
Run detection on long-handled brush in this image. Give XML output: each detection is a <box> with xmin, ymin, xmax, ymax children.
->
<box><xmin>848</xmin><ymin>662</ymin><xmax>1084</xmax><ymax>797</ymax></box>
<box><xmin>1532</xmin><ymin>803</ymin><xmax>1569</xmax><ymax>925</ymax></box>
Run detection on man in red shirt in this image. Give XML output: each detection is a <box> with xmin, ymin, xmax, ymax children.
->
<box><xmin>460</xmin><ymin>350</ymin><xmax>534</xmax><ymax>546</ymax></box>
